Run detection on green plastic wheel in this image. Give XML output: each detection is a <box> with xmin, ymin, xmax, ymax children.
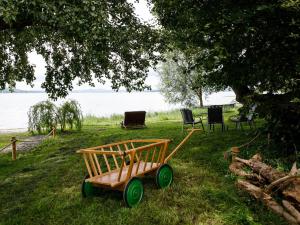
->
<box><xmin>123</xmin><ymin>177</ymin><xmax>144</xmax><ymax>207</ymax></box>
<box><xmin>156</xmin><ymin>164</ymin><xmax>173</xmax><ymax>188</ymax></box>
<box><xmin>82</xmin><ymin>175</ymin><xmax>95</xmax><ymax>197</ymax></box>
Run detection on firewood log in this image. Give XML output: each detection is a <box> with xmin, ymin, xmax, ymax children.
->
<box><xmin>237</xmin><ymin>180</ymin><xmax>299</xmax><ymax>225</ymax></box>
<box><xmin>282</xmin><ymin>200</ymin><xmax>300</xmax><ymax>223</ymax></box>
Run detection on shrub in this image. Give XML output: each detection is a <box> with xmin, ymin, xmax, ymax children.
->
<box><xmin>258</xmin><ymin>101</ymin><xmax>300</xmax><ymax>156</ymax></box>
<box><xmin>28</xmin><ymin>101</ymin><xmax>58</xmax><ymax>133</ymax></box>
<box><xmin>57</xmin><ymin>100</ymin><xmax>83</xmax><ymax>131</ymax></box>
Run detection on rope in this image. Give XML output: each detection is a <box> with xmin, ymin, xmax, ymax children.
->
<box><xmin>44</xmin><ymin>128</ymin><xmax>55</xmax><ymax>137</ymax></box>
<box><xmin>0</xmin><ymin>142</ymin><xmax>12</xmax><ymax>152</ymax></box>
<box><xmin>17</xmin><ymin>128</ymin><xmax>54</xmax><ymax>143</ymax></box>
<box><xmin>0</xmin><ymin>128</ymin><xmax>55</xmax><ymax>154</ymax></box>
<box><xmin>237</xmin><ymin>132</ymin><xmax>261</xmax><ymax>149</ymax></box>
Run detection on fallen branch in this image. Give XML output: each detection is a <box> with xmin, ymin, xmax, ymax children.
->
<box><xmin>230</xmin><ymin>152</ymin><xmax>300</xmax><ymax>224</ymax></box>
<box><xmin>265</xmin><ymin>175</ymin><xmax>300</xmax><ymax>194</ymax></box>
<box><xmin>282</xmin><ymin>200</ymin><xmax>300</xmax><ymax>223</ymax></box>
<box><xmin>237</xmin><ymin>180</ymin><xmax>299</xmax><ymax>225</ymax></box>
<box><xmin>229</xmin><ymin>161</ymin><xmax>266</xmax><ymax>184</ymax></box>
<box><xmin>235</xmin><ymin>155</ymin><xmax>286</xmax><ymax>182</ymax></box>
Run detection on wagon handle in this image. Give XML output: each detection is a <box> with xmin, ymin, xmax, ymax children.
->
<box><xmin>164</xmin><ymin>129</ymin><xmax>201</xmax><ymax>163</ymax></box>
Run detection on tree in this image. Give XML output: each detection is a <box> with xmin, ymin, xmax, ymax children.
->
<box><xmin>0</xmin><ymin>0</ymin><xmax>162</xmax><ymax>99</ymax></box>
<box><xmin>151</xmin><ymin>0</ymin><xmax>300</xmax><ymax>152</ymax></box>
<box><xmin>151</xmin><ymin>0</ymin><xmax>300</xmax><ymax>103</ymax></box>
<box><xmin>159</xmin><ymin>50</ymin><xmax>213</xmax><ymax>107</ymax></box>
<box><xmin>28</xmin><ymin>99</ymin><xmax>83</xmax><ymax>133</ymax></box>
<box><xmin>28</xmin><ymin>100</ymin><xmax>57</xmax><ymax>133</ymax></box>
<box><xmin>57</xmin><ymin>100</ymin><xmax>82</xmax><ymax>131</ymax></box>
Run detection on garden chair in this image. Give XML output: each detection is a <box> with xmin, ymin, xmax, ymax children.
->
<box><xmin>230</xmin><ymin>104</ymin><xmax>256</xmax><ymax>130</ymax></box>
<box><xmin>180</xmin><ymin>108</ymin><xmax>205</xmax><ymax>132</ymax></box>
<box><xmin>207</xmin><ymin>105</ymin><xmax>226</xmax><ymax>131</ymax></box>
<box><xmin>121</xmin><ymin>111</ymin><xmax>146</xmax><ymax>129</ymax></box>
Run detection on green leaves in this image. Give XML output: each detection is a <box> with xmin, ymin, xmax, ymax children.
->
<box><xmin>57</xmin><ymin>100</ymin><xmax>82</xmax><ymax>131</ymax></box>
<box><xmin>152</xmin><ymin>0</ymin><xmax>300</xmax><ymax>152</ymax></box>
<box><xmin>0</xmin><ymin>0</ymin><xmax>162</xmax><ymax>99</ymax></box>
<box><xmin>152</xmin><ymin>0</ymin><xmax>300</xmax><ymax>97</ymax></box>
<box><xmin>28</xmin><ymin>100</ymin><xmax>58</xmax><ymax>133</ymax></box>
<box><xmin>28</xmin><ymin>99</ymin><xmax>83</xmax><ymax>133</ymax></box>
<box><xmin>159</xmin><ymin>50</ymin><xmax>215</xmax><ymax>107</ymax></box>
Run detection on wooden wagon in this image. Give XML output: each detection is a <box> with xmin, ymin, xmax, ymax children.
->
<box><xmin>77</xmin><ymin>129</ymin><xmax>200</xmax><ymax>207</ymax></box>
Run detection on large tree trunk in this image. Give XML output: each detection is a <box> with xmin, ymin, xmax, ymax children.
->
<box><xmin>231</xmin><ymin>85</ymin><xmax>254</xmax><ymax>104</ymax></box>
<box><xmin>195</xmin><ymin>87</ymin><xmax>203</xmax><ymax>107</ymax></box>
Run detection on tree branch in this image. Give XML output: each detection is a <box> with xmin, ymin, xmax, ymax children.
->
<box><xmin>0</xmin><ymin>18</ymin><xmax>34</xmax><ymax>32</ymax></box>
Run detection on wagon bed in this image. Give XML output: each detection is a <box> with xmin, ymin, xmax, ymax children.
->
<box><xmin>86</xmin><ymin>161</ymin><xmax>160</xmax><ymax>187</ymax></box>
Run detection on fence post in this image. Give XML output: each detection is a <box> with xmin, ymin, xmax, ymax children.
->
<box><xmin>52</xmin><ymin>127</ymin><xmax>56</xmax><ymax>138</ymax></box>
<box><xmin>11</xmin><ymin>137</ymin><xmax>17</xmax><ymax>160</ymax></box>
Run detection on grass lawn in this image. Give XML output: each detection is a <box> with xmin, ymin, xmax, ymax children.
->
<box><xmin>0</xmin><ymin>110</ymin><xmax>288</xmax><ymax>225</ymax></box>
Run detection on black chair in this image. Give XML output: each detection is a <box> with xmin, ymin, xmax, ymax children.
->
<box><xmin>121</xmin><ymin>111</ymin><xmax>146</xmax><ymax>129</ymax></box>
<box><xmin>207</xmin><ymin>105</ymin><xmax>225</xmax><ymax>131</ymax></box>
<box><xmin>230</xmin><ymin>105</ymin><xmax>256</xmax><ymax>130</ymax></box>
<box><xmin>180</xmin><ymin>108</ymin><xmax>205</xmax><ymax>131</ymax></box>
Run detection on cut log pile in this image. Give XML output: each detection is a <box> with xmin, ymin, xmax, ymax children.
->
<box><xmin>229</xmin><ymin>149</ymin><xmax>300</xmax><ymax>225</ymax></box>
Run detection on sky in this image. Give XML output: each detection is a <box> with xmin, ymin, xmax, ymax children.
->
<box><xmin>16</xmin><ymin>0</ymin><xmax>160</xmax><ymax>91</ymax></box>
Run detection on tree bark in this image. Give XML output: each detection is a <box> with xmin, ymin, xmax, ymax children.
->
<box><xmin>199</xmin><ymin>87</ymin><xmax>203</xmax><ymax>107</ymax></box>
<box><xmin>235</xmin><ymin>155</ymin><xmax>300</xmax><ymax>205</ymax></box>
<box><xmin>283</xmin><ymin>179</ymin><xmax>300</xmax><ymax>205</ymax></box>
<box><xmin>231</xmin><ymin>85</ymin><xmax>254</xmax><ymax>104</ymax></box>
<box><xmin>235</xmin><ymin>154</ymin><xmax>286</xmax><ymax>182</ymax></box>
<box><xmin>194</xmin><ymin>87</ymin><xmax>203</xmax><ymax>107</ymax></box>
<box><xmin>229</xmin><ymin>160</ymin><xmax>266</xmax><ymax>184</ymax></box>
<box><xmin>237</xmin><ymin>180</ymin><xmax>299</xmax><ymax>225</ymax></box>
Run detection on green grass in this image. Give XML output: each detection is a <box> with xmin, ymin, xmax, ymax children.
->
<box><xmin>0</xmin><ymin>111</ymin><xmax>288</xmax><ymax>225</ymax></box>
<box><xmin>83</xmin><ymin>107</ymin><xmax>238</xmax><ymax>127</ymax></box>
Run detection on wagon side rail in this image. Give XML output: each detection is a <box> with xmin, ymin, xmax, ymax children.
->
<box><xmin>78</xmin><ymin>139</ymin><xmax>169</xmax><ymax>152</ymax></box>
<box><xmin>120</xmin><ymin>141</ymin><xmax>169</xmax><ymax>182</ymax></box>
<box><xmin>77</xmin><ymin>140</ymin><xmax>170</xmax><ymax>186</ymax></box>
<box><xmin>76</xmin><ymin>149</ymin><xmax>122</xmax><ymax>179</ymax></box>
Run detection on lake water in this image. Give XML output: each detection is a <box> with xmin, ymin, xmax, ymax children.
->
<box><xmin>0</xmin><ymin>91</ymin><xmax>235</xmax><ymax>131</ymax></box>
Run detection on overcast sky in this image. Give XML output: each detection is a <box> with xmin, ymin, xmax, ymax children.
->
<box><xmin>17</xmin><ymin>0</ymin><xmax>160</xmax><ymax>91</ymax></box>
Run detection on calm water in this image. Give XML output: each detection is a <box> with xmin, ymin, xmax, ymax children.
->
<box><xmin>0</xmin><ymin>91</ymin><xmax>235</xmax><ymax>130</ymax></box>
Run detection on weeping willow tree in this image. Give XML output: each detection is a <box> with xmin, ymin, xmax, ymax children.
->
<box><xmin>28</xmin><ymin>100</ymin><xmax>57</xmax><ymax>133</ymax></box>
<box><xmin>57</xmin><ymin>100</ymin><xmax>83</xmax><ymax>131</ymax></box>
<box><xmin>28</xmin><ymin>100</ymin><xmax>83</xmax><ymax>133</ymax></box>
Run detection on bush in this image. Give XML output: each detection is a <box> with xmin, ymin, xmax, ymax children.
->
<box><xmin>28</xmin><ymin>101</ymin><xmax>58</xmax><ymax>133</ymax></box>
<box><xmin>57</xmin><ymin>100</ymin><xmax>82</xmax><ymax>131</ymax></box>
<box><xmin>258</xmin><ymin>101</ymin><xmax>300</xmax><ymax>156</ymax></box>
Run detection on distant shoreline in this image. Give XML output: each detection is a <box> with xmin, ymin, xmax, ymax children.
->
<box><xmin>0</xmin><ymin>89</ymin><xmax>160</xmax><ymax>94</ymax></box>
<box><xmin>0</xmin><ymin>128</ymin><xmax>27</xmax><ymax>134</ymax></box>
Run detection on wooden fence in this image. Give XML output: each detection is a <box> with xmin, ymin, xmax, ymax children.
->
<box><xmin>0</xmin><ymin>127</ymin><xmax>56</xmax><ymax>160</ymax></box>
